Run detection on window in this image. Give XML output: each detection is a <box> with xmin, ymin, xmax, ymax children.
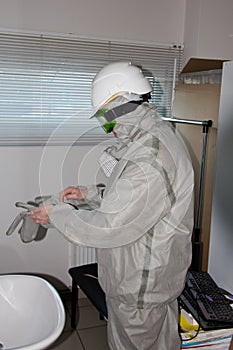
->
<box><xmin>0</xmin><ymin>32</ymin><xmax>182</xmax><ymax>146</ymax></box>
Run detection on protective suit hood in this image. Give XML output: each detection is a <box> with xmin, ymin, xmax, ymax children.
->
<box><xmin>106</xmin><ymin>101</ymin><xmax>165</xmax><ymax>161</ymax></box>
<box><xmin>113</xmin><ymin>102</ymin><xmax>160</xmax><ymax>141</ymax></box>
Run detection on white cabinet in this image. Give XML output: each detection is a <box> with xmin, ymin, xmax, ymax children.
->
<box><xmin>208</xmin><ymin>61</ymin><xmax>233</xmax><ymax>293</ymax></box>
<box><xmin>183</xmin><ymin>0</ymin><xmax>233</xmax><ymax>69</ymax></box>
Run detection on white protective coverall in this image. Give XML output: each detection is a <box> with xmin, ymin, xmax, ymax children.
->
<box><xmin>48</xmin><ymin>102</ymin><xmax>194</xmax><ymax>350</ymax></box>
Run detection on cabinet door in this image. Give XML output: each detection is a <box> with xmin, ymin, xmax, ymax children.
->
<box><xmin>208</xmin><ymin>61</ymin><xmax>233</xmax><ymax>294</ymax></box>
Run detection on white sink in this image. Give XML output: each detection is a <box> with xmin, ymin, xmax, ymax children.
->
<box><xmin>0</xmin><ymin>274</ymin><xmax>65</xmax><ymax>350</ymax></box>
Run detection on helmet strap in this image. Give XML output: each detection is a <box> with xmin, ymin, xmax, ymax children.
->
<box><xmin>104</xmin><ymin>100</ymin><xmax>143</xmax><ymax>122</ymax></box>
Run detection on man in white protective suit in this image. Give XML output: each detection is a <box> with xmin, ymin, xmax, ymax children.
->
<box><xmin>30</xmin><ymin>62</ymin><xmax>194</xmax><ymax>350</ymax></box>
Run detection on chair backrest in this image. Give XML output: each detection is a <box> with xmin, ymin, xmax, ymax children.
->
<box><xmin>69</xmin><ymin>263</ymin><xmax>108</xmax><ymax>319</ymax></box>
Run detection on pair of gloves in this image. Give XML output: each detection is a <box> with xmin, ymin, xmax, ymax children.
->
<box><xmin>6</xmin><ymin>196</ymin><xmax>50</xmax><ymax>243</ymax></box>
<box><xmin>6</xmin><ymin>186</ymin><xmax>103</xmax><ymax>243</ymax></box>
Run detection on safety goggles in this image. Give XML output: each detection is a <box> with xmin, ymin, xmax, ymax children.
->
<box><xmin>95</xmin><ymin>108</ymin><xmax>117</xmax><ymax>134</ymax></box>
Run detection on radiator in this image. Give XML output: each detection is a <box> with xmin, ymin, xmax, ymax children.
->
<box><xmin>69</xmin><ymin>244</ymin><xmax>97</xmax><ymax>267</ymax></box>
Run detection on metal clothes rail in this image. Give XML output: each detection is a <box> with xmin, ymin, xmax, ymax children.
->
<box><xmin>162</xmin><ymin>117</ymin><xmax>213</xmax><ymax>271</ymax></box>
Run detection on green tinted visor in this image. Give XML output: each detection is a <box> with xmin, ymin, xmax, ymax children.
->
<box><xmin>95</xmin><ymin>108</ymin><xmax>117</xmax><ymax>134</ymax></box>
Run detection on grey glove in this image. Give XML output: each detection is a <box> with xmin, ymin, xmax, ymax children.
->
<box><xmin>6</xmin><ymin>201</ymin><xmax>48</xmax><ymax>243</ymax></box>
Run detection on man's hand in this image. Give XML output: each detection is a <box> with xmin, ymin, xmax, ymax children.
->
<box><xmin>59</xmin><ymin>186</ymin><xmax>87</xmax><ymax>202</ymax></box>
<box><xmin>29</xmin><ymin>205</ymin><xmax>53</xmax><ymax>225</ymax></box>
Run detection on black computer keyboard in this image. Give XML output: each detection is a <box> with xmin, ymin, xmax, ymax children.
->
<box><xmin>181</xmin><ymin>271</ymin><xmax>233</xmax><ymax>324</ymax></box>
<box><xmin>179</xmin><ymin>285</ymin><xmax>233</xmax><ymax>330</ymax></box>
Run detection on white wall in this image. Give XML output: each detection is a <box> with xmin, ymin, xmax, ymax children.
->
<box><xmin>0</xmin><ymin>144</ymin><xmax>106</xmax><ymax>286</ymax></box>
<box><xmin>183</xmin><ymin>0</ymin><xmax>233</xmax><ymax>67</ymax></box>
<box><xmin>0</xmin><ymin>0</ymin><xmax>186</xmax><ymax>45</ymax></box>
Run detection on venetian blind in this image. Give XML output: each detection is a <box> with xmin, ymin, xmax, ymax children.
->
<box><xmin>0</xmin><ymin>32</ymin><xmax>182</xmax><ymax>146</ymax></box>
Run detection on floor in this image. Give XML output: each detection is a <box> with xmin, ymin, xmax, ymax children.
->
<box><xmin>48</xmin><ymin>291</ymin><xmax>109</xmax><ymax>350</ymax></box>
<box><xmin>46</xmin><ymin>289</ymin><xmax>233</xmax><ymax>350</ymax></box>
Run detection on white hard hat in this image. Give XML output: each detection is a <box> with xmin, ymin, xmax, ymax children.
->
<box><xmin>90</xmin><ymin>61</ymin><xmax>152</xmax><ymax>117</ymax></box>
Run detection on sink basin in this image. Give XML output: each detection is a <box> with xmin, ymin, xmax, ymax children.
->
<box><xmin>0</xmin><ymin>274</ymin><xmax>65</xmax><ymax>350</ymax></box>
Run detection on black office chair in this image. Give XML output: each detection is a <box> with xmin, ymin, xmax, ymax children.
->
<box><xmin>68</xmin><ymin>263</ymin><xmax>108</xmax><ymax>328</ymax></box>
